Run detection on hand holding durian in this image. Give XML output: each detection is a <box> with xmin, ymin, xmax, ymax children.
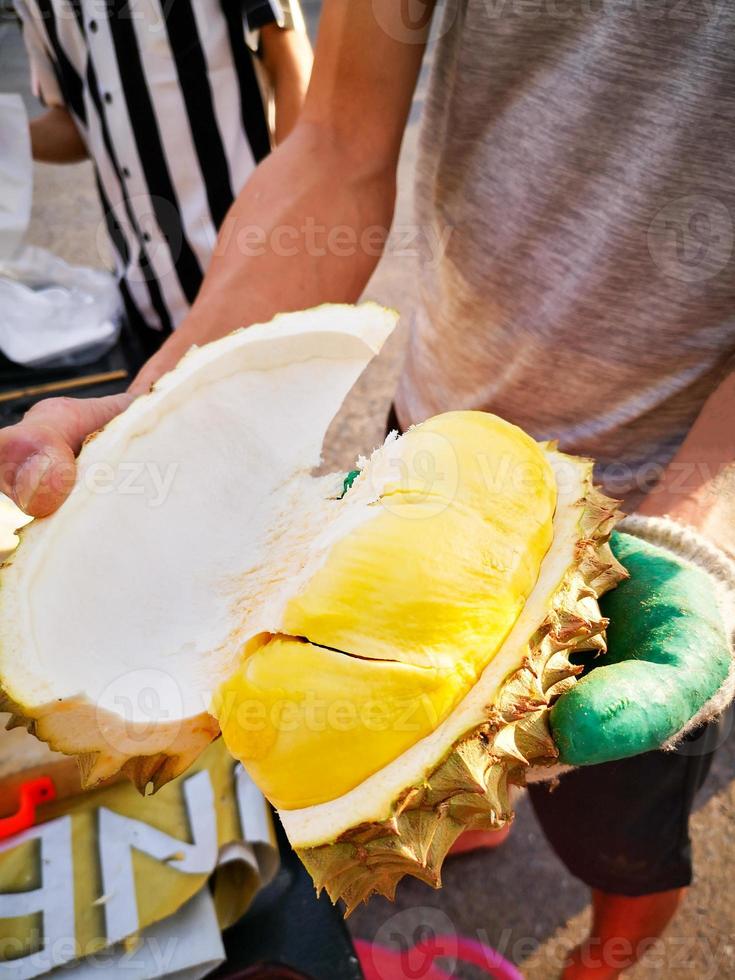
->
<box><xmin>0</xmin><ymin>304</ymin><xmax>732</xmax><ymax>912</ymax></box>
<box><xmin>551</xmin><ymin>529</ymin><xmax>733</xmax><ymax>768</ymax></box>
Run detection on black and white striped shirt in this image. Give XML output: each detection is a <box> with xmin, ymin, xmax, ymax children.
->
<box><xmin>16</xmin><ymin>0</ymin><xmax>291</xmax><ymax>334</ymax></box>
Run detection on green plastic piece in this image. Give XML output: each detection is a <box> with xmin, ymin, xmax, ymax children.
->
<box><xmin>340</xmin><ymin>470</ymin><xmax>361</xmax><ymax>498</ymax></box>
<box><xmin>551</xmin><ymin>531</ymin><xmax>731</xmax><ymax>766</ymax></box>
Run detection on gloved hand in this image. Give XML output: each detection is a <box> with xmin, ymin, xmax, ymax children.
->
<box><xmin>550</xmin><ymin>528</ymin><xmax>733</xmax><ymax>766</ymax></box>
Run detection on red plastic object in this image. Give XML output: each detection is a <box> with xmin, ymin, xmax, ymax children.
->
<box><xmin>354</xmin><ymin>935</ymin><xmax>523</xmax><ymax>980</ymax></box>
<box><xmin>0</xmin><ymin>776</ymin><xmax>56</xmax><ymax>840</ymax></box>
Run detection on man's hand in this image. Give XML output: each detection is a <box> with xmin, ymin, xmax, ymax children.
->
<box><xmin>0</xmin><ymin>393</ymin><xmax>133</xmax><ymax>517</ymax></box>
<box><xmin>550</xmin><ymin>530</ymin><xmax>731</xmax><ymax>765</ymax></box>
<box><xmin>30</xmin><ymin>106</ymin><xmax>88</xmax><ymax>163</ymax></box>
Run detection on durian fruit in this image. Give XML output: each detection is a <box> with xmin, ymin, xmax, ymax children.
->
<box><xmin>0</xmin><ymin>302</ymin><xmax>626</xmax><ymax>911</ymax></box>
<box><xmin>0</xmin><ymin>304</ymin><xmax>397</xmax><ymax>789</ymax></box>
<box><xmin>215</xmin><ymin>413</ymin><xmax>626</xmax><ymax>911</ymax></box>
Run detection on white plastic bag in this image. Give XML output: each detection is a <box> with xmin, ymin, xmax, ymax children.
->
<box><xmin>0</xmin><ymin>92</ymin><xmax>122</xmax><ymax>369</ymax></box>
<box><xmin>0</xmin><ymin>245</ymin><xmax>122</xmax><ymax>368</ymax></box>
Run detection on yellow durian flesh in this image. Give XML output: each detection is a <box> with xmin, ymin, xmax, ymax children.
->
<box><xmin>284</xmin><ymin>412</ymin><xmax>556</xmax><ymax>671</ymax></box>
<box><xmin>216</xmin><ymin>412</ymin><xmax>557</xmax><ymax>810</ymax></box>
<box><xmin>213</xmin><ymin>635</ymin><xmax>469</xmax><ymax>809</ymax></box>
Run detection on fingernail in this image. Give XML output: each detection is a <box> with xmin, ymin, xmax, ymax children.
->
<box><xmin>14</xmin><ymin>452</ymin><xmax>54</xmax><ymax>514</ymax></box>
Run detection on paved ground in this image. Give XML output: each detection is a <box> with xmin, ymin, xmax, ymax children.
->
<box><xmin>2</xmin><ymin>8</ymin><xmax>734</xmax><ymax>978</ymax></box>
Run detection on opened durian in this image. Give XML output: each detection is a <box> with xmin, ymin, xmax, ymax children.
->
<box><xmin>0</xmin><ymin>303</ymin><xmax>625</xmax><ymax>911</ymax></box>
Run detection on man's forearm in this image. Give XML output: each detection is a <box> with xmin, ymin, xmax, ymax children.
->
<box><xmin>638</xmin><ymin>369</ymin><xmax>735</xmax><ymax>552</ymax></box>
<box><xmin>131</xmin><ymin>120</ymin><xmax>395</xmax><ymax>393</ymax></box>
<box><xmin>30</xmin><ymin>106</ymin><xmax>88</xmax><ymax>163</ymax></box>
<box><xmin>131</xmin><ymin>0</ymin><xmax>431</xmax><ymax>393</ymax></box>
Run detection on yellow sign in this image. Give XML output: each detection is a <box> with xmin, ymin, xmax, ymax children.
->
<box><xmin>0</xmin><ymin>741</ymin><xmax>275</xmax><ymax>977</ymax></box>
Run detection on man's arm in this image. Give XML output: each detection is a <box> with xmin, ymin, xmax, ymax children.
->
<box><xmin>30</xmin><ymin>106</ymin><xmax>88</xmax><ymax>163</ymax></box>
<box><xmin>260</xmin><ymin>21</ymin><xmax>313</xmax><ymax>144</ymax></box>
<box><xmin>133</xmin><ymin>0</ymin><xmax>430</xmax><ymax>391</ymax></box>
<box><xmin>0</xmin><ymin>0</ymin><xmax>433</xmax><ymax>516</ymax></box>
<box><xmin>637</xmin><ymin>369</ymin><xmax>735</xmax><ymax>554</ymax></box>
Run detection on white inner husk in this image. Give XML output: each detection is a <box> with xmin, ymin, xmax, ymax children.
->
<box><xmin>0</xmin><ymin>305</ymin><xmax>396</xmax><ymax>731</ymax></box>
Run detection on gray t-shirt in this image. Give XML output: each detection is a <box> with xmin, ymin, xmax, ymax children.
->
<box><xmin>395</xmin><ymin>0</ymin><xmax>735</xmax><ymax>505</ymax></box>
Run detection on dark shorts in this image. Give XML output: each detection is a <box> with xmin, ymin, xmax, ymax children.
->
<box><xmin>385</xmin><ymin>405</ymin><xmax>728</xmax><ymax>897</ymax></box>
<box><xmin>528</xmin><ymin>714</ymin><xmax>729</xmax><ymax>896</ymax></box>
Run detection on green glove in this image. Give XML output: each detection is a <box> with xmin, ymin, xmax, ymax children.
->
<box><xmin>550</xmin><ymin>529</ymin><xmax>732</xmax><ymax>766</ymax></box>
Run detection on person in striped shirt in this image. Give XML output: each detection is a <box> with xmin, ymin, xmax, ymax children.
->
<box><xmin>16</xmin><ymin>0</ymin><xmax>312</xmax><ymax>341</ymax></box>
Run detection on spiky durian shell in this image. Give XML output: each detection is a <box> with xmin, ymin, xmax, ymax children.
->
<box><xmin>296</xmin><ymin>477</ymin><xmax>626</xmax><ymax>914</ymax></box>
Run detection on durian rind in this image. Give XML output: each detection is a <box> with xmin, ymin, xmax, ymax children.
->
<box><xmin>293</xmin><ymin>463</ymin><xmax>626</xmax><ymax>913</ymax></box>
<box><xmin>0</xmin><ymin>685</ymin><xmax>219</xmax><ymax>793</ymax></box>
<box><xmin>0</xmin><ymin>304</ymin><xmax>398</xmax><ymax>792</ymax></box>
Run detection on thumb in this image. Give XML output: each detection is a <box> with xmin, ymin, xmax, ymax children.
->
<box><xmin>0</xmin><ymin>393</ymin><xmax>134</xmax><ymax>518</ymax></box>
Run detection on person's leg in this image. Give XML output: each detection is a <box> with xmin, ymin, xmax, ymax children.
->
<box><xmin>448</xmin><ymin>824</ymin><xmax>510</xmax><ymax>856</ymax></box>
<box><xmin>528</xmin><ymin>712</ymin><xmax>728</xmax><ymax>980</ymax></box>
<box><xmin>563</xmin><ymin>887</ymin><xmax>684</xmax><ymax>979</ymax></box>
